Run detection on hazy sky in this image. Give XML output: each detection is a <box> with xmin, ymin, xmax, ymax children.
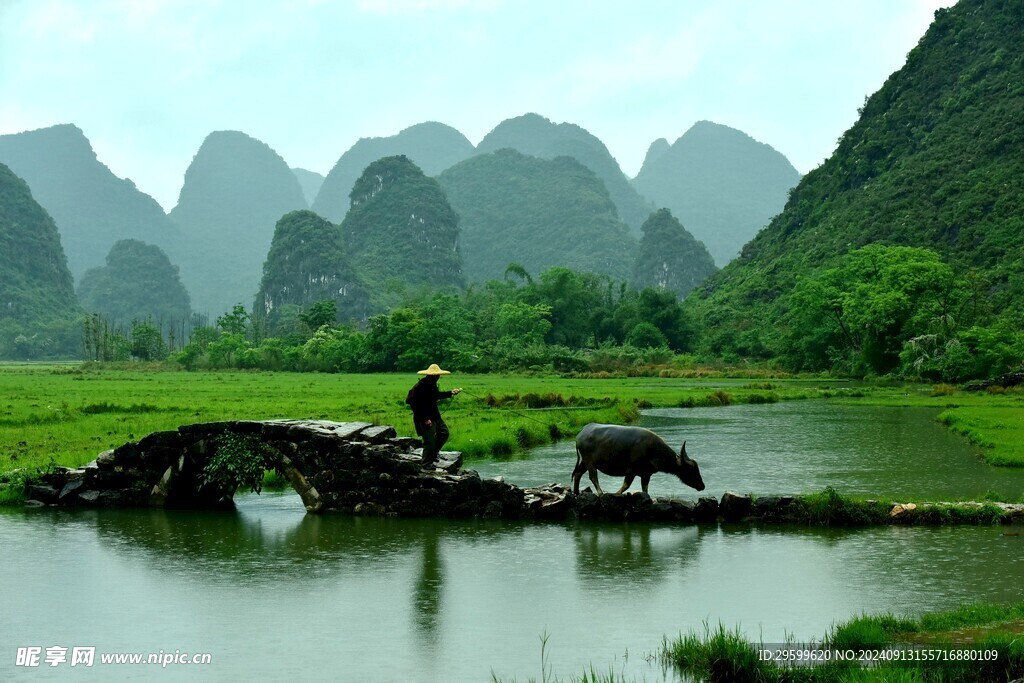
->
<box><xmin>0</xmin><ymin>0</ymin><xmax>956</xmax><ymax>211</ymax></box>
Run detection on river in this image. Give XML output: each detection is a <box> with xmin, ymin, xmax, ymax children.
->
<box><xmin>1</xmin><ymin>403</ymin><xmax>1022</xmax><ymax>682</ymax></box>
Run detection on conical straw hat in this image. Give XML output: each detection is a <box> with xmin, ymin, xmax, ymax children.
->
<box><xmin>417</xmin><ymin>363</ymin><xmax>451</xmax><ymax>375</ymax></box>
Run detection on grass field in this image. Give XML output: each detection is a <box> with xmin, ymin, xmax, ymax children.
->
<box><xmin>0</xmin><ymin>365</ymin><xmax>831</xmax><ymax>473</ymax></box>
<box><xmin>2</xmin><ymin>364</ymin><xmax>1024</xmax><ymax>503</ymax></box>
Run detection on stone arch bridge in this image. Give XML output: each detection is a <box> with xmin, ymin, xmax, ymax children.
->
<box><xmin>30</xmin><ymin>420</ymin><xmax>521</xmax><ymax>518</ymax></box>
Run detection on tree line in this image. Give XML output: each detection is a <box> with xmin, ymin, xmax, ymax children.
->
<box><xmin>166</xmin><ymin>265</ymin><xmax>696</xmax><ymax>373</ymax></box>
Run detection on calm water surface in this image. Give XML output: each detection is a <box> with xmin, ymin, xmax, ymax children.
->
<box><xmin>2</xmin><ymin>403</ymin><xmax>1023</xmax><ymax>682</ymax></box>
<box><xmin>474</xmin><ymin>403</ymin><xmax>1024</xmax><ymax>500</ymax></box>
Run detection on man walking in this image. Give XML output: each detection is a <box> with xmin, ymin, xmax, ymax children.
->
<box><xmin>406</xmin><ymin>363</ymin><xmax>461</xmax><ymax>468</ymax></box>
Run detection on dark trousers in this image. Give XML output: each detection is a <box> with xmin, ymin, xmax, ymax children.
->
<box><xmin>418</xmin><ymin>418</ymin><xmax>449</xmax><ymax>464</ymax></box>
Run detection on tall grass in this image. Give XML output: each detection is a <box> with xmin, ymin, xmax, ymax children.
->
<box><xmin>664</xmin><ymin>623</ymin><xmax>781</xmax><ymax>683</ymax></box>
<box><xmin>826</xmin><ymin>614</ymin><xmax>918</xmax><ymax>649</ymax></box>
<box><xmin>789</xmin><ymin>487</ymin><xmax>891</xmax><ymax>526</ymax></box>
<box><xmin>663</xmin><ymin>603</ymin><xmax>1024</xmax><ymax>682</ymax></box>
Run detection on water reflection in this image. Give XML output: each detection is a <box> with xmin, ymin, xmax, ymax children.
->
<box><xmin>90</xmin><ymin>503</ymin><xmax>526</xmax><ymax>584</ymax></box>
<box><xmin>3</xmin><ymin>501</ymin><xmax>1024</xmax><ymax>682</ymax></box>
<box><xmin>573</xmin><ymin>524</ymin><xmax>702</xmax><ymax>587</ymax></box>
<box><xmin>413</xmin><ymin>528</ymin><xmax>444</xmax><ymax>638</ymax></box>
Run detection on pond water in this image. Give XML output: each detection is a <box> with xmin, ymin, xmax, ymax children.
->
<box><xmin>2</xmin><ymin>403</ymin><xmax>1023</xmax><ymax>682</ymax></box>
<box><xmin>474</xmin><ymin>403</ymin><xmax>1024</xmax><ymax>500</ymax></box>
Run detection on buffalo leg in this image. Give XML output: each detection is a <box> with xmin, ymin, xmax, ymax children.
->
<box><xmin>572</xmin><ymin>470</ymin><xmax>584</xmax><ymax>495</ymax></box>
<box><xmin>640</xmin><ymin>474</ymin><xmax>651</xmax><ymax>494</ymax></box>
<box><xmin>616</xmin><ymin>474</ymin><xmax>635</xmax><ymax>494</ymax></box>
<box><xmin>587</xmin><ymin>467</ymin><xmax>604</xmax><ymax>495</ymax></box>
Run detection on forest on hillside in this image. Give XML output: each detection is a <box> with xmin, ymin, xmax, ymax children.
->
<box><xmin>686</xmin><ymin>0</ymin><xmax>1024</xmax><ymax>382</ymax></box>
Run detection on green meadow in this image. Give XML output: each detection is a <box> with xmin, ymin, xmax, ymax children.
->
<box><xmin>0</xmin><ymin>364</ymin><xmax>814</xmax><ymax>472</ymax></box>
<box><xmin>2</xmin><ymin>364</ymin><xmax>1024</xmax><ymax>503</ymax></box>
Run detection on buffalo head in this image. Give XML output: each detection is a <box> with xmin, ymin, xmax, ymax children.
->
<box><xmin>676</xmin><ymin>441</ymin><xmax>705</xmax><ymax>491</ymax></box>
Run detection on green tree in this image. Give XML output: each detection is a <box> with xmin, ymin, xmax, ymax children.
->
<box><xmin>131</xmin><ymin>320</ymin><xmax>168</xmax><ymax>361</ymax></box>
<box><xmin>503</xmin><ymin>263</ymin><xmax>533</xmax><ymax>285</ymax></box>
<box><xmin>789</xmin><ymin>245</ymin><xmax>966</xmax><ymax>374</ymax></box>
<box><xmin>612</xmin><ymin>287</ymin><xmax>697</xmax><ymax>352</ymax></box>
<box><xmin>77</xmin><ymin>239</ymin><xmax>191</xmax><ymax>324</ymax></box>
<box><xmin>494</xmin><ymin>302</ymin><xmax>552</xmax><ymax>344</ymax></box>
<box><xmin>626</xmin><ymin>322</ymin><xmax>669</xmax><ymax>349</ymax></box>
<box><xmin>361</xmin><ymin>310</ymin><xmax>419</xmax><ymax>372</ymax></box>
<box><xmin>522</xmin><ymin>267</ymin><xmax>608</xmax><ymax>347</ymax></box>
<box><xmin>299</xmin><ymin>325</ymin><xmax>366</xmax><ymax>372</ymax></box>
<box><xmin>396</xmin><ymin>295</ymin><xmax>476</xmax><ymax>371</ymax></box>
<box><xmin>299</xmin><ymin>300</ymin><xmax>339</xmax><ymax>332</ymax></box>
<box><xmin>217</xmin><ymin>305</ymin><xmax>251</xmax><ymax>337</ymax></box>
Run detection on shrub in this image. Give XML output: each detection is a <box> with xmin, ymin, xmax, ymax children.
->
<box><xmin>705</xmin><ymin>390</ymin><xmax>732</xmax><ymax>406</ymax></box>
<box><xmin>201</xmin><ymin>432</ymin><xmax>274</xmax><ymax>496</ymax></box>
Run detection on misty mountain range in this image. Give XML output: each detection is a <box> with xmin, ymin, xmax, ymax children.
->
<box><xmin>3</xmin><ymin>0</ymin><xmax>1020</xmax><ymax>380</ymax></box>
<box><xmin>0</xmin><ymin>113</ymin><xmax>800</xmax><ymax>319</ymax></box>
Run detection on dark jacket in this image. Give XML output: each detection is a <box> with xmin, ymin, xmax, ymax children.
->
<box><xmin>406</xmin><ymin>378</ymin><xmax>453</xmax><ymax>429</ymax></box>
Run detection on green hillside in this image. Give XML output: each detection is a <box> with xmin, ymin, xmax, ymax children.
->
<box><xmin>633</xmin><ymin>209</ymin><xmax>717</xmax><ymax>298</ymax></box>
<box><xmin>313</xmin><ymin>122</ymin><xmax>474</xmax><ymax>222</ymax></box>
<box><xmin>438</xmin><ymin>149</ymin><xmax>637</xmax><ymax>283</ymax></box>
<box><xmin>255</xmin><ymin>210</ymin><xmax>369</xmax><ymax>329</ymax></box>
<box><xmin>340</xmin><ymin>156</ymin><xmax>464</xmax><ymax>307</ymax></box>
<box><xmin>690</xmin><ymin>0</ymin><xmax>1024</xmax><ymax>378</ymax></box>
<box><xmin>633</xmin><ymin>121</ymin><xmax>800</xmax><ymax>266</ymax></box>
<box><xmin>0</xmin><ymin>124</ymin><xmax>180</xmax><ymax>280</ymax></box>
<box><xmin>0</xmin><ymin>163</ymin><xmax>80</xmax><ymax>357</ymax></box>
<box><xmin>168</xmin><ymin>130</ymin><xmax>308</xmax><ymax>316</ymax></box>
<box><xmin>77</xmin><ymin>239</ymin><xmax>191</xmax><ymax>324</ymax></box>
<box><xmin>476</xmin><ymin>113</ymin><xmax>655</xmax><ymax>233</ymax></box>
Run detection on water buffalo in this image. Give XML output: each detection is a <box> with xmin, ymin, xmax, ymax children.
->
<box><xmin>572</xmin><ymin>423</ymin><xmax>705</xmax><ymax>495</ymax></box>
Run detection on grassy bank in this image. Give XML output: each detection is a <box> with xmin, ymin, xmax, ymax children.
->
<box><xmin>938</xmin><ymin>406</ymin><xmax>1024</xmax><ymax>467</ymax></box>
<box><xmin>777</xmin><ymin>487</ymin><xmax>1020</xmax><ymax>525</ymax></box>
<box><xmin>831</xmin><ymin>385</ymin><xmax>1024</xmax><ymax>467</ymax></box>
<box><xmin>664</xmin><ymin>602</ymin><xmax>1024</xmax><ymax>682</ymax></box>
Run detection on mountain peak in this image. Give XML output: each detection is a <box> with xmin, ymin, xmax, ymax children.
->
<box><xmin>633</xmin><ymin>122</ymin><xmax>800</xmax><ymax>266</ymax></box>
<box><xmin>312</xmin><ymin>121</ymin><xmax>474</xmax><ymax>223</ymax></box>
<box><xmin>168</xmin><ymin>130</ymin><xmax>307</xmax><ymax>315</ymax></box>
<box><xmin>0</xmin><ymin>124</ymin><xmax>178</xmax><ymax>280</ymax></box>
<box><xmin>477</xmin><ymin>113</ymin><xmax>654</xmax><ymax>232</ymax></box>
